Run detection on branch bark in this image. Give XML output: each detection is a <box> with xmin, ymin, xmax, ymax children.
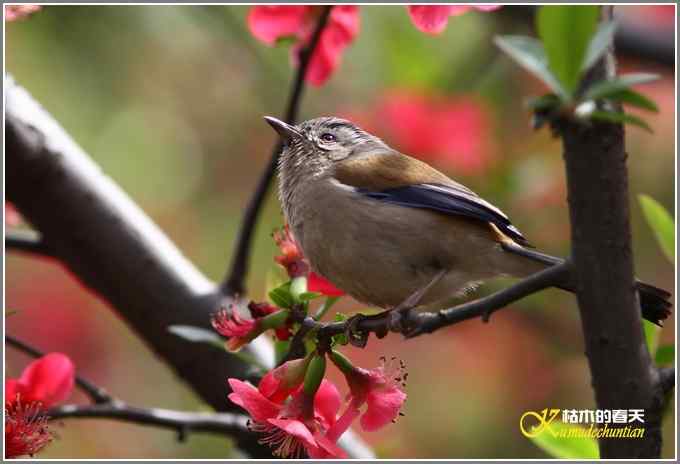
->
<box><xmin>5</xmin><ymin>229</ymin><xmax>53</xmax><ymax>257</ymax></box>
<box><xmin>560</xmin><ymin>8</ymin><xmax>668</xmax><ymax>458</ymax></box>
<box><xmin>48</xmin><ymin>403</ymin><xmax>250</xmax><ymax>439</ymax></box>
<box><xmin>5</xmin><ymin>76</ymin><xmax>272</xmax><ymax>455</ymax></box>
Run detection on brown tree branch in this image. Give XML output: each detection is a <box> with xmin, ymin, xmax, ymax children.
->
<box><xmin>559</xmin><ymin>7</ymin><xmax>667</xmax><ymax>458</ymax></box>
<box><xmin>279</xmin><ymin>262</ymin><xmax>572</xmax><ymax>348</ymax></box>
<box><xmin>48</xmin><ymin>402</ymin><xmax>250</xmax><ymax>441</ymax></box>
<box><xmin>221</xmin><ymin>6</ymin><xmax>334</xmax><ymax>296</ymax></box>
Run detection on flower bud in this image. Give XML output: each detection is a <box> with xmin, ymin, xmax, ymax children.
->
<box><xmin>303</xmin><ymin>354</ymin><xmax>327</xmax><ymax>397</ymax></box>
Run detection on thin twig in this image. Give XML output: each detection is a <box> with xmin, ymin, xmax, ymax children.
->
<box><xmin>405</xmin><ymin>262</ymin><xmax>572</xmax><ymax>337</ymax></box>
<box><xmin>47</xmin><ymin>403</ymin><xmax>249</xmax><ymax>440</ymax></box>
<box><xmin>5</xmin><ymin>229</ymin><xmax>53</xmax><ymax>257</ymax></box>
<box><xmin>286</xmin><ymin>262</ymin><xmax>572</xmax><ymax>346</ymax></box>
<box><xmin>221</xmin><ymin>6</ymin><xmax>334</xmax><ymax>296</ymax></box>
<box><xmin>6</xmin><ymin>335</ymin><xmax>112</xmax><ymax>404</ymax></box>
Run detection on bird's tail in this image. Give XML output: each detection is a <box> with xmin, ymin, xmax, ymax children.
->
<box><xmin>502</xmin><ymin>243</ymin><xmax>672</xmax><ymax>326</ymax></box>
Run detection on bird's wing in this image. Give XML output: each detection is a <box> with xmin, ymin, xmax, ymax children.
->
<box><xmin>335</xmin><ymin>150</ymin><xmax>531</xmax><ymax>247</ymax></box>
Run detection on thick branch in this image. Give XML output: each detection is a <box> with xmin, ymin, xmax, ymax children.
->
<box><xmin>5</xmin><ymin>229</ymin><xmax>53</xmax><ymax>257</ymax></box>
<box><xmin>5</xmin><ymin>77</ymin><xmax>373</xmax><ymax>458</ymax></box>
<box><xmin>6</xmin><ymin>334</ymin><xmax>112</xmax><ymax>404</ymax></box>
<box><xmin>5</xmin><ymin>76</ymin><xmax>273</xmax><ymax>456</ymax></box>
<box><xmin>48</xmin><ymin>402</ymin><xmax>249</xmax><ymax>440</ymax></box>
<box><xmin>560</xmin><ymin>9</ymin><xmax>663</xmax><ymax>458</ymax></box>
<box><xmin>221</xmin><ymin>6</ymin><xmax>333</xmax><ymax>296</ymax></box>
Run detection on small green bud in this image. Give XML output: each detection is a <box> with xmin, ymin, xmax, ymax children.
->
<box><xmin>303</xmin><ymin>354</ymin><xmax>327</xmax><ymax>397</ymax></box>
<box><xmin>259</xmin><ymin>309</ymin><xmax>290</xmax><ymax>331</ymax></box>
<box><xmin>329</xmin><ymin>350</ymin><xmax>355</xmax><ymax>375</ymax></box>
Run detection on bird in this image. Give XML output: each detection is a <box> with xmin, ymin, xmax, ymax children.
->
<box><xmin>264</xmin><ymin>115</ymin><xmax>672</xmax><ymax>326</ymax></box>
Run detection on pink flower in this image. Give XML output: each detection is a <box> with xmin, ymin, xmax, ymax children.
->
<box><xmin>258</xmin><ymin>357</ymin><xmax>311</xmax><ymax>404</ymax></box>
<box><xmin>4</xmin><ymin>353</ymin><xmax>75</xmax><ymax>459</ymax></box>
<box><xmin>228</xmin><ymin>378</ymin><xmax>349</xmax><ymax>458</ymax></box>
<box><xmin>248</xmin><ymin>6</ymin><xmax>360</xmax><ymax>86</ymax></box>
<box><xmin>5</xmin><ymin>5</ymin><xmax>41</xmax><ymax>22</ymax></box>
<box><xmin>273</xmin><ymin>226</ymin><xmax>345</xmax><ymax>297</ymax></box>
<box><xmin>308</xmin><ymin>272</ymin><xmax>345</xmax><ymax>298</ymax></box>
<box><xmin>5</xmin><ymin>400</ymin><xmax>52</xmax><ymax>458</ymax></box>
<box><xmin>5</xmin><ymin>353</ymin><xmax>75</xmax><ymax>409</ymax></box>
<box><xmin>350</xmin><ymin>90</ymin><xmax>495</xmax><ymax>175</ymax></box>
<box><xmin>332</xmin><ymin>353</ymin><xmax>407</xmax><ymax>431</ymax></box>
<box><xmin>212</xmin><ymin>301</ymin><xmax>290</xmax><ymax>351</ymax></box>
<box><xmin>408</xmin><ymin>5</ymin><xmax>501</xmax><ymax>34</ymax></box>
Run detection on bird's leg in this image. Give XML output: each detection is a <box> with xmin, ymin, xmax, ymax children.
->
<box><xmin>388</xmin><ymin>269</ymin><xmax>447</xmax><ymax>332</ymax></box>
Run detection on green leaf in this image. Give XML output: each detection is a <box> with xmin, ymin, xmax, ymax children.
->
<box><xmin>537</xmin><ymin>6</ymin><xmax>599</xmax><ymax>97</ymax></box>
<box><xmin>297</xmin><ymin>292</ymin><xmax>321</xmax><ymax>302</ymax></box>
<box><xmin>582</xmin><ymin>20</ymin><xmax>618</xmax><ymax>72</ymax></box>
<box><xmin>530</xmin><ymin>420</ymin><xmax>599</xmax><ymax>459</ymax></box>
<box><xmin>639</xmin><ymin>195</ymin><xmax>675</xmax><ymax>262</ymax></box>
<box><xmin>494</xmin><ymin>35</ymin><xmax>567</xmax><ymax>99</ymax></box>
<box><xmin>655</xmin><ymin>345</ymin><xmax>675</xmax><ymax>365</ymax></box>
<box><xmin>269</xmin><ymin>283</ymin><xmax>295</xmax><ymax>309</ymax></box>
<box><xmin>168</xmin><ymin>325</ymin><xmax>224</xmax><ymax>350</ymax></box>
<box><xmin>584</xmin><ymin>73</ymin><xmax>661</xmax><ymax>101</ymax></box>
<box><xmin>605</xmin><ymin>89</ymin><xmax>659</xmax><ymax>112</ymax></box>
<box><xmin>590</xmin><ymin>110</ymin><xmax>652</xmax><ymax>132</ymax></box>
<box><xmin>643</xmin><ymin>319</ymin><xmax>660</xmax><ymax>356</ymax></box>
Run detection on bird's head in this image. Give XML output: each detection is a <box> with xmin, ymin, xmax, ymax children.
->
<box><xmin>265</xmin><ymin>116</ymin><xmax>386</xmax><ymax>180</ymax></box>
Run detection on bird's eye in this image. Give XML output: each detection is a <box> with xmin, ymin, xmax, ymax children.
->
<box><xmin>320</xmin><ymin>133</ymin><xmax>336</xmax><ymax>143</ymax></box>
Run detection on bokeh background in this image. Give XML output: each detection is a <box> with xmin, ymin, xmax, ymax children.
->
<box><xmin>4</xmin><ymin>4</ymin><xmax>675</xmax><ymax>459</ymax></box>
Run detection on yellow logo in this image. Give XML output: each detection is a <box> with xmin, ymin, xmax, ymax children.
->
<box><xmin>520</xmin><ymin>408</ymin><xmax>560</xmax><ymax>438</ymax></box>
<box><xmin>520</xmin><ymin>408</ymin><xmax>645</xmax><ymax>440</ymax></box>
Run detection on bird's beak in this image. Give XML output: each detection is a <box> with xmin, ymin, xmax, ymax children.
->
<box><xmin>264</xmin><ymin>116</ymin><xmax>303</xmax><ymax>142</ymax></box>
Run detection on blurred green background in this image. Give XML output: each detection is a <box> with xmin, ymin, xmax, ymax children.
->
<box><xmin>5</xmin><ymin>5</ymin><xmax>675</xmax><ymax>459</ymax></box>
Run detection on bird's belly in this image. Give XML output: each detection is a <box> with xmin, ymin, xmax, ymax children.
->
<box><xmin>297</xmin><ymin>194</ymin><xmax>500</xmax><ymax>308</ymax></box>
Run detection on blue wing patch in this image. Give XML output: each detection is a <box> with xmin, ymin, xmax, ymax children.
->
<box><xmin>358</xmin><ymin>183</ymin><xmax>531</xmax><ymax>247</ymax></box>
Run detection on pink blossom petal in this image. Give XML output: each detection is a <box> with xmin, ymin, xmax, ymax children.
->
<box><xmin>308</xmin><ymin>272</ymin><xmax>345</xmax><ymax>297</ymax></box>
<box><xmin>407</xmin><ymin>6</ymin><xmax>455</xmax><ymax>34</ymax></box>
<box><xmin>408</xmin><ymin>5</ymin><xmax>501</xmax><ymax>34</ymax></box>
<box><xmin>473</xmin><ymin>5</ymin><xmax>503</xmax><ymax>12</ymax></box>
<box><xmin>299</xmin><ymin>5</ymin><xmax>360</xmax><ymax>86</ymax></box>
<box><xmin>313</xmin><ymin>379</ymin><xmax>342</xmax><ymax>427</ymax></box>
<box><xmin>247</xmin><ymin>6</ymin><xmax>309</xmax><ymax>45</ymax></box>
<box><xmin>325</xmin><ymin>404</ymin><xmax>361</xmax><ymax>443</ymax></box>
<box><xmin>267</xmin><ymin>418</ymin><xmax>317</xmax><ymax>449</ymax></box>
<box><xmin>257</xmin><ymin>370</ymin><xmax>279</xmax><ymax>399</ymax></box>
<box><xmin>227</xmin><ymin>379</ymin><xmax>280</xmax><ymax>421</ymax></box>
<box><xmin>310</xmin><ymin>431</ymin><xmax>348</xmax><ymax>458</ymax></box>
<box><xmin>360</xmin><ymin>387</ymin><xmax>407</xmax><ymax>432</ymax></box>
<box><xmin>5</xmin><ymin>379</ymin><xmax>19</xmax><ymax>404</ymax></box>
<box><xmin>18</xmin><ymin>353</ymin><xmax>75</xmax><ymax>408</ymax></box>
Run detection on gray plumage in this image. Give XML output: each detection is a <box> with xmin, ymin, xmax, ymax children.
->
<box><xmin>266</xmin><ymin>116</ymin><xmax>671</xmax><ymax>323</ymax></box>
